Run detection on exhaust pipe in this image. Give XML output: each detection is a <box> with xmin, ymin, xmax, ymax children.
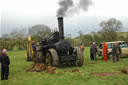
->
<box><xmin>57</xmin><ymin>17</ymin><xmax>64</xmax><ymax>40</ymax></box>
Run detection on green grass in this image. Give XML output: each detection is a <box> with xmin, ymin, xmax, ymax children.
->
<box><xmin>0</xmin><ymin>47</ymin><xmax>128</xmax><ymax>85</ymax></box>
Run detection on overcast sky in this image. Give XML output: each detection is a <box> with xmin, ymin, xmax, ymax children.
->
<box><xmin>0</xmin><ymin>0</ymin><xmax>128</xmax><ymax>37</ymax></box>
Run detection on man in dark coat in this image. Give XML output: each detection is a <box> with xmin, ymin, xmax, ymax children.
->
<box><xmin>90</xmin><ymin>42</ymin><xmax>97</xmax><ymax>60</ymax></box>
<box><xmin>111</xmin><ymin>43</ymin><xmax>121</xmax><ymax>62</ymax></box>
<box><xmin>0</xmin><ymin>49</ymin><xmax>10</xmax><ymax>80</ymax></box>
<box><xmin>93</xmin><ymin>42</ymin><xmax>97</xmax><ymax>60</ymax></box>
<box><xmin>90</xmin><ymin>44</ymin><xmax>94</xmax><ymax>60</ymax></box>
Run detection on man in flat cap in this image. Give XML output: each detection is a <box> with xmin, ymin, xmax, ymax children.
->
<box><xmin>0</xmin><ymin>49</ymin><xmax>10</xmax><ymax>80</ymax></box>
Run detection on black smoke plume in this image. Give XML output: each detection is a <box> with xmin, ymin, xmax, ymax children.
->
<box><xmin>57</xmin><ymin>0</ymin><xmax>92</xmax><ymax>17</ymax></box>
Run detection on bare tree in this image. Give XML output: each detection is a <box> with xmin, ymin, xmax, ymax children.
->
<box><xmin>9</xmin><ymin>28</ymin><xmax>27</xmax><ymax>40</ymax></box>
<box><xmin>100</xmin><ymin>18</ymin><xmax>123</xmax><ymax>41</ymax></box>
<box><xmin>28</xmin><ymin>24</ymin><xmax>52</xmax><ymax>41</ymax></box>
<box><xmin>2</xmin><ymin>34</ymin><xmax>9</xmax><ymax>40</ymax></box>
<box><xmin>9</xmin><ymin>28</ymin><xmax>27</xmax><ymax>50</ymax></box>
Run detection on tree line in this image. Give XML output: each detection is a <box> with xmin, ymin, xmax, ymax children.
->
<box><xmin>0</xmin><ymin>18</ymin><xmax>128</xmax><ymax>50</ymax></box>
<box><xmin>0</xmin><ymin>24</ymin><xmax>52</xmax><ymax>50</ymax></box>
<box><xmin>77</xmin><ymin>18</ymin><xmax>128</xmax><ymax>46</ymax></box>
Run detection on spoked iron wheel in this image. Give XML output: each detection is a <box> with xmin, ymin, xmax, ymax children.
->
<box><xmin>45</xmin><ymin>52</ymin><xmax>52</xmax><ymax>66</ymax></box>
<box><xmin>75</xmin><ymin>48</ymin><xmax>84</xmax><ymax>66</ymax></box>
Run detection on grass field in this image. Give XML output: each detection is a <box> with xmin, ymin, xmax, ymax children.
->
<box><xmin>0</xmin><ymin>47</ymin><xmax>128</xmax><ymax>85</ymax></box>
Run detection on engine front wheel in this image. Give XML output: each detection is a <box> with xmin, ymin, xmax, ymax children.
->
<box><xmin>49</xmin><ymin>49</ymin><xmax>59</xmax><ymax>66</ymax></box>
<box><xmin>45</xmin><ymin>52</ymin><xmax>52</xmax><ymax>66</ymax></box>
<box><xmin>45</xmin><ymin>49</ymin><xmax>59</xmax><ymax>66</ymax></box>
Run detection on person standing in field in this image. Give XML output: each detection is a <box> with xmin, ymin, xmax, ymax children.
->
<box><xmin>80</xmin><ymin>43</ymin><xmax>84</xmax><ymax>53</ymax></box>
<box><xmin>0</xmin><ymin>49</ymin><xmax>10</xmax><ymax>80</ymax></box>
<box><xmin>103</xmin><ymin>41</ymin><xmax>108</xmax><ymax>62</ymax></box>
<box><xmin>90</xmin><ymin>43</ymin><xmax>94</xmax><ymax>60</ymax></box>
<box><xmin>93</xmin><ymin>42</ymin><xmax>97</xmax><ymax>60</ymax></box>
<box><xmin>116</xmin><ymin>43</ymin><xmax>122</xmax><ymax>61</ymax></box>
<box><xmin>112</xmin><ymin>43</ymin><xmax>121</xmax><ymax>62</ymax></box>
<box><xmin>90</xmin><ymin>42</ymin><xmax>97</xmax><ymax>60</ymax></box>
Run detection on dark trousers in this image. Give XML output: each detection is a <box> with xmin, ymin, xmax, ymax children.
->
<box><xmin>116</xmin><ymin>54</ymin><xmax>120</xmax><ymax>62</ymax></box>
<box><xmin>94</xmin><ymin>53</ymin><xmax>97</xmax><ymax>60</ymax></box>
<box><xmin>112</xmin><ymin>54</ymin><xmax>120</xmax><ymax>62</ymax></box>
<box><xmin>91</xmin><ymin>53</ymin><xmax>94</xmax><ymax>60</ymax></box>
<box><xmin>1</xmin><ymin>66</ymin><xmax>9</xmax><ymax>80</ymax></box>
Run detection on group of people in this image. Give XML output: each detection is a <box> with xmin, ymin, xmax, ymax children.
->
<box><xmin>90</xmin><ymin>41</ymin><xmax>108</xmax><ymax>61</ymax></box>
<box><xmin>90</xmin><ymin>41</ymin><xmax>122</xmax><ymax>63</ymax></box>
<box><xmin>0</xmin><ymin>49</ymin><xmax>10</xmax><ymax>80</ymax></box>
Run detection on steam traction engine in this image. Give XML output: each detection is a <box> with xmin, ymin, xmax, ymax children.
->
<box><xmin>36</xmin><ymin>17</ymin><xmax>84</xmax><ymax>66</ymax></box>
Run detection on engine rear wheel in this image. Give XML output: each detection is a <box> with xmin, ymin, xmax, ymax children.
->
<box><xmin>75</xmin><ymin>48</ymin><xmax>84</xmax><ymax>66</ymax></box>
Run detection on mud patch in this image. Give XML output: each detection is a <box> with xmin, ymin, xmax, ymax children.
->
<box><xmin>46</xmin><ymin>66</ymin><xmax>56</xmax><ymax>74</ymax></box>
<box><xmin>72</xmin><ymin>69</ymin><xmax>80</xmax><ymax>72</ymax></box>
<box><xmin>26</xmin><ymin>63</ymin><xmax>56</xmax><ymax>74</ymax></box>
<box><xmin>26</xmin><ymin>63</ymin><xmax>83</xmax><ymax>75</ymax></box>
<box><xmin>121</xmin><ymin>68</ymin><xmax>128</xmax><ymax>74</ymax></box>
<box><xmin>92</xmin><ymin>72</ymin><xmax>120</xmax><ymax>77</ymax></box>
